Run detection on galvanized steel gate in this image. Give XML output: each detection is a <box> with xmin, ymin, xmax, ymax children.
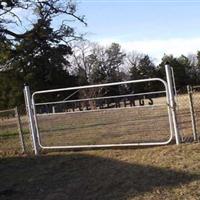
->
<box><xmin>24</xmin><ymin>65</ymin><xmax>180</xmax><ymax>155</ymax></box>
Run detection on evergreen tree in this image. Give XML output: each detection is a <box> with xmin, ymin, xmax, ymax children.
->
<box><xmin>0</xmin><ymin>1</ymin><xmax>85</xmax><ymax>108</ymax></box>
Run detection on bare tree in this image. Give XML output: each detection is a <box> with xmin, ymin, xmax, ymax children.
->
<box><xmin>125</xmin><ymin>51</ymin><xmax>144</xmax><ymax>71</ymax></box>
<box><xmin>71</xmin><ymin>41</ymin><xmax>96</xmax><ymax>84</ymax></box>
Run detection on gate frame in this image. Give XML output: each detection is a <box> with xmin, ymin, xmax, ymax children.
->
<box><xmin>165</xmin><ymin>64</ymin><xmax>180</xmax><ymax>145</ymax></box>
<box><xmin>24</xmin><ymin>64</ymin><xmax>180</xmax><ymax>155</ymax></box>
<box><xmin>24</xmin><ymin>85</ymin><xmax>39</xmax><ymax>155</ymax></box>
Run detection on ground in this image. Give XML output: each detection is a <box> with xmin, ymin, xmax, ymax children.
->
<box><xmin>1</xmin><ymin>144</ymin><xmax>200</xmax><ymax>200</ymax></box>
<box><xmin>0</xmin><ymin>93</ymin><xmax>200</xmax><ymax>199</ymax></box>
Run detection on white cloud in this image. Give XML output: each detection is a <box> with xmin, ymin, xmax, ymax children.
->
<box><xmin>96</xmin><ymin>37</ymin><xmax>200</xmax><ymax>63</ymax></box>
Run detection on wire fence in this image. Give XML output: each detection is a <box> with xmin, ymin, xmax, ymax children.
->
<box><xmin>36</xmin><ymin>103</ymin><xmax>171</xmax><ymax>147</ymax></box>
<box><xmin>0</xmin><ymin>108</ymin><xmax>31</xmax><ymax>156</ymax></box>
<box><xmin>1</xmin><ymin>84</ymin><xmax>200</xmax><ymax>154</ymax></box>
<box><xmin>176</xmin><ymin>88</ymin><xmax>193</xmax><ymax>142</ymax></box>
<box><xmin>191</xmin><ymin>86</ymin><xmax>200</xmax><ymax>140</ymax></box>
<box><xmin>176</xmin><ymin>85</ymin><xmax>200</xmax><ymax>142</ymax></box>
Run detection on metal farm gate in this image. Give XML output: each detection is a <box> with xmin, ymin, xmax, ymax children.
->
<box><xmin>24</xmin><ymin>65</ymin><xmax>180</xmax><ymax>155</ymax></box>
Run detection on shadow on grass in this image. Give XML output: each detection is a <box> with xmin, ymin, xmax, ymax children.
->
<box><xmin>0</xmin><ymin>154</ymin><xmax>199</xmax><ymax>200</ymax></box>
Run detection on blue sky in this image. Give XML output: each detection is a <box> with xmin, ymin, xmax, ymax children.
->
<box><xmin>76</xmin><ymin>0</ymin><xmax>200</xmax><ymax>62</ymax></box>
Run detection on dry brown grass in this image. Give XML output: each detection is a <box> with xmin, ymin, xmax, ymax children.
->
<box><xmin>1</xmin><ymin>144</ymin><xmax>200</xmax><ymax>200</ymax></box>
<box><xmin>1</xmin><ymin>93</ymin><xmax>200</xmax><ymax>199</ymax></box>
<box><xmin>0</xmin><ymin>116</ymin><xmax>31</xmax><ymax>155</ymax></box>
<box><xmin>37</xmin><ymin>105</ymin><xmax>170</xmax><ymax>147</ymax></box>
<box><xmin>0</xmin><ymin>93</ymin><xmax>198</xmax><ymax>154</ymax></box>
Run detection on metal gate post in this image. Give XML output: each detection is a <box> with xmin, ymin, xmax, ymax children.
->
<box><xmin>187</xmin><ymin>85</ymin><xmax>198</xmax><ymax>141</ymax></box>
<box><xmin>24</xmin><ymin>85</ymin><xmax>39</xmax><ymax>155</ymax></box>
<box><xmin>165</xmin><ymin>64</ymin><xmax>181</xmax><ymax>145</ymax></box>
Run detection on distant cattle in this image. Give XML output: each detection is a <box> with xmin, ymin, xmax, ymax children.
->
<box><xmin>37</xmin><ymin>95</ymin><xmax>154</xmax><ymax>114</ymax></box>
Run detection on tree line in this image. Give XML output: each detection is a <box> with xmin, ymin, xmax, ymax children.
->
<box><xmin>0</xmin><ymin>1</ymin><xmax>200</xmax><ymax>109</ymax></box>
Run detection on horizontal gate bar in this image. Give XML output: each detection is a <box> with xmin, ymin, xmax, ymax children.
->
<box><xmin>35</xmin><ymin>90</ymin><xmax>166</xmax><ymax>106</ymax></box>
<box><xmin>32</xmin><ymin>78</ymin><xmax>167</xmax><ymax>96</ymax></box>
<box><xmin>39</xmin><ymin>136</ymin><xmax>173</xmax><ymax>150</ymax></box>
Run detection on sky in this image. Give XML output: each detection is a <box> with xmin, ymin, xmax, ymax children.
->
<box><xmin>76</xmin><ymin>0</ymin><xmax>200</xmax><ymax>63</ymax></box>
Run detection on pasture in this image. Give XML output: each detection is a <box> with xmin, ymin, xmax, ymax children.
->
<box><xmin>1</xmin><ymin>144</ymin><xmax>200</xmax><ymax>200</ymax></box>
<box><xmin>0</xmin><ymin>98</ymin><xmax>172</xmax><ymax>151</ymax></box>
<box><xmin>0</xmin><ymin>93</ymin><xmax>194</xmax><ymax>154</ymax></box>
<box><xmin>37</xmin><ymin>105</ymin><xmax>170</xmax><ymax>147</ymax></box>
<box><xmin>1</xmin><ymin>93</ymin><xmax>200</xmax><ymax>200</ymax></box>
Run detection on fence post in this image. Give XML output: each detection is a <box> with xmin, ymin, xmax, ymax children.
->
<box><xmin>187</xmin><ymin>85</ymin><xmax>198</xmax><ymax>141</ymax></box>
<box><xmin>52</xmin><ymin>106</ymin><xmax>55</xmax><ymax>114</ymax></box>
<box><xmin>24</xmin><ymin>85</ymin><xmax>39</xmax><ymax>155</ymax></box>
<box><xmin>15</xmin><ymin>107</ymin><xmax>26</xmax><ymax>153</ymax></box>
<box><xmin>165</xmin><ymin>64</ymin><xmax>180</xmax><ymax>145</ymax></box>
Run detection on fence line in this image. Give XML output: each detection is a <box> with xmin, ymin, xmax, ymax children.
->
<box><xmin>0</xmin><ymin>107</ymin><xmax>26</xmax><ymax>154</ymax></box>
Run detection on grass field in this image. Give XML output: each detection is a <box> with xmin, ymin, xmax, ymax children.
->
<box><xmin>37</xmin><ymin>104</ymin><xmax>171</xmax><ymax>147</ymax></box>
<box><xmin>1</xmin><ymin>144</ymin><xmax>200</xmax><ymax>200</ymax></box>
<box><xmin>0</xmin><ymin>115</ymin><xmax>31</xmax><ymax>154</ymax></box>
<box><xmin>0</xmin><ymin>93</ymin><xmax>198</xmax><ymax>153</ymax></box>
<box><xmin>1</xmin><ymin>92</ymin><xmax>200</xmax><ymax>199</ymax></box>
